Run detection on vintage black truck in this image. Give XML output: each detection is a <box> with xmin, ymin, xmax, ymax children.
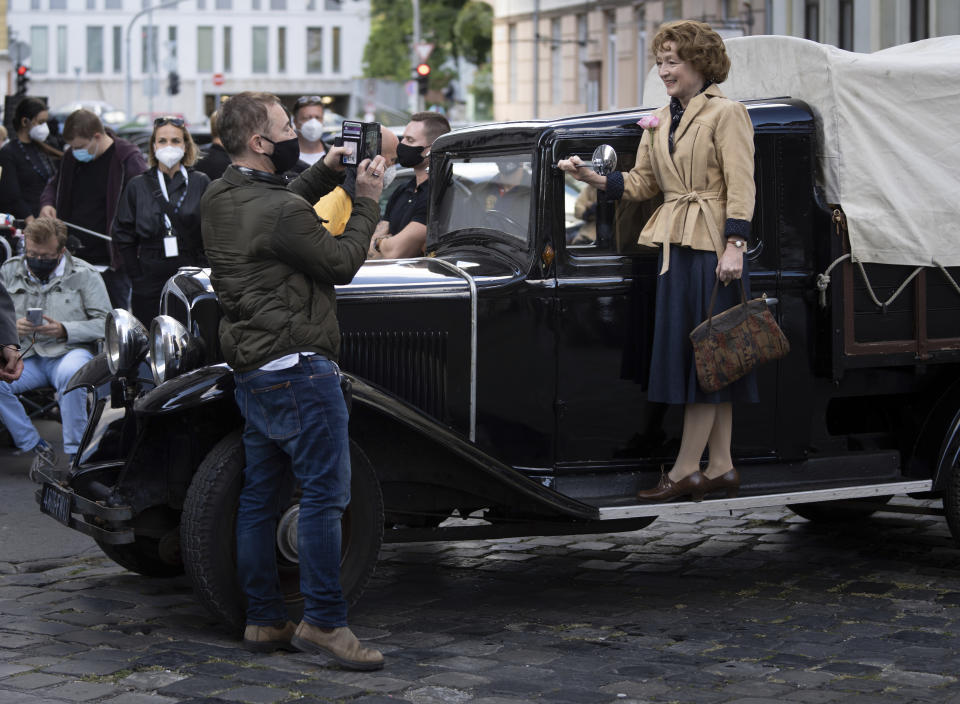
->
<box><xmin>32</xmin><ymin>37</ymin><xmax>960</xmax><ymax>632</ymax></box>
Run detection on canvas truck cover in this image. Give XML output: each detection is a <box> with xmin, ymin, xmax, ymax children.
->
<box><xmin>642</xmin><ymin>35</ymin><xmax>960</xmax><ymax>268</ymax></box>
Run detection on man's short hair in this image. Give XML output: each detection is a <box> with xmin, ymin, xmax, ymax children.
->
<box><xmin>292</xmin><ymin>95</ymin><xmax>325</xmax><ymax>120</ymax></box>
<box><xmin>218</xmin><ymin>92</ymin><xmax>283</xmax><ymax>158</ymax></box>
<box><xmin>410</xmin><ymin>112</ymin><xmax>451</xmax><ymax>145</ymax></box>
<box><xmin>62</xmin><ymin>109</ymin><xmax>104</xmax><ymax>141</ymax></box>
<box><xmin>24</xmin><ymin>217</ymin><xmax>68</xmax><ymax>250</ymax></box>
<box><xmin>209</xmin><ymin>110</ymin><xmax>220</xmax><ymax>141</ymax></box>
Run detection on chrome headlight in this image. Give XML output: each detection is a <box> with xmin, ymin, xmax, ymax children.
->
<box><xmin>105</xmin><ymin>309</ymin><xmax>148</xmax><ymax>376</ymax></box>
<box><xmin>149</xmin><ymin>315</ymin><xmax>203</xmax><ymax>386</ymax></box>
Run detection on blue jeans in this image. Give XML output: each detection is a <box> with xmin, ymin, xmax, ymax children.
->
<box><xmin>233</xmin><ymin>355</ymin><xmax>351</xmax><ymax>628</ymax></box>
<box><xmin>0</xmin><ymin>349</ymin><xmax>93</xmax><ymax>455</ymax></box>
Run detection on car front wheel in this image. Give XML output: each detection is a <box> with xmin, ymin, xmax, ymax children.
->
<box><xmin>179</xmin><ymin>430</ymin><xmax>384</xmax><ymax>634</ymax></box>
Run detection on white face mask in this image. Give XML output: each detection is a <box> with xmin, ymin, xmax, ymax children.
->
<box><xmin>299</xmin><ymin>118</ymin><xmax>325</xmax><ymax>143</ymax></box>
<box><xmin>155</xmin><ymin>146</ymin><xmax>185</xmax><ymax>169</ymax></box>
<box><xmin>29</xmin><ymin>123</ymin><xmax>50</xmax><ymax>143</ymax></box>
<box><xmin>381</xmin><ymin>164</ymin><xmax>398</xmax><ymax>188</ymax></box>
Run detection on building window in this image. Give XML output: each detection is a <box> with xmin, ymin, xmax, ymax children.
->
<box><xmin>550</xmin><ymin>18</ymin><xmax>561</xmax><ymax>105</ymax></box>
<box><xmin>106</xmin><ymin>0</ymin><xmax>122</xmax><ymax>8</ymax></box>
<box><xmin>31</xmin><ymin>27</ymin><xmax>49</xmax><ymax>73</ymax></box>
<box><xmin>278</xmin><ymin>26</ymin><xmax>286</xmax><ymax>73</ymax></box>
<box><xmin>252</xmin><ymin>0</ymin><xmax>260</xmax><ymax>9</ymax></box>
<box><xmin>307</xmin><ymin>0</ymin><xmax>315</xmax><ymax>8</ymax></box>
<box><xmin>804</xmin><ymin>0</ymin><xmax>819</xmax><ymax>42</ymax></box>
<box><xmin>113</xmin><ymin>26</ymin><xmax>123</xmax><ymax>73</ymax></box>
<box><xmin>325</xmin><ymin>0</ymin><xmax>340</xmax><ymax>8</ymax></box>
<box><xmin>663</xmin><ymin>0</ymin><xmax>680</xmax><ymax>21</ymax></box>
<box><xmin>636</xmin><ymin>6</ymin><xmax>646</xmax><ymax>103</ymax></box>
<box><xmin>197</xmin><ymin>0</ymin><xmax>206</xmax><ymax>8</ymax></box>
<box><xmin>31</xmin><ymin>0</ymin><xmax>40</xmax><ymax>9</ymax></box>
<box><xmin>87</xmin><ymin>26</ymin><xmax>104</xmax><ymax>73</ymax></box>
<box><xmin>197</xmin><ymin>26</ymin><xmax>214</xmax><ymax>72</ymax></box>
<box><xmin>606</xmin><ymin>11</ymin><xmax>617</xmax><ymax>109</ymax></box>
<box><xmin>50</xmin><ymin>0</ymin><xmax>66</xmax><ymax>8</ymax></box>
<box><xmin>910</xmin><ymin>0</ymin><xmax>929</xmax><ymax>41</ymax></box>
<box><xmin>577</xmin><ymin>15</ymin><xmax>587</xmax><ymax>105</ymax></box>
<box><xmin>306</xmin><ymin>27</ymin><xmax>323</xmax><ymax>73</ymax></box>
<box><xmin>332</xmin><ymin>26</ymin><xmax>341</xmax><ymax>73</ymax></box>
<box><xmin>215</xmin><ymin>0</ymin><xmax>232</xmax><ymax>7</ymax></box>
<box><xmin>723</xmin><ymin>0</ymin><xmax>739</xmax><ymax>20</ymax></box>
<box><xmin>55</xmin><ymin>26</ymin><xmax>67</xmax><ymax>74</ymax></box>
<box><xmin>252</xmin><ymin>26</ymin><xmax>269</xmax><ymax>73</ymax></box>
<box><xmin>87</xmin><ymin>0</ymin><xmax>97</xmax><ymax>8</ymax></box>
<box><xmin>838</xmin><ymin>0</ymin><xmax>854</xmax><ymax>50</ymax></box>
<box><xmin>223</xmin><ymin>26</ymin><xmax>232</xmax><ymax>72</ymax></box>
<box><xmin>508</xmin><ymin>23</ymin><xmax>517</xmax><ymax>103</ymax></box>
<box><xmin>141</xmin><ymin>25</ymin><xmax>158</xmax><ymax>73</ymax></box>
<box><xmin>271</xmin><ymin>0</ymin><xmax>287</xmax><ymax>8</ymax></box>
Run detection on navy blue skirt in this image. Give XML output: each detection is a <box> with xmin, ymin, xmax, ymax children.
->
<box><xmin>647</xmin><ymin>245</ymin><xmax>760</xmax><ymax>405</ymax></box>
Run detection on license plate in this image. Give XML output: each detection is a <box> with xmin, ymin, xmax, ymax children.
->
<box><xmin>40</xmin><ymin>483</ymin><xmax>72</xmax><ymax>526</ymax></box>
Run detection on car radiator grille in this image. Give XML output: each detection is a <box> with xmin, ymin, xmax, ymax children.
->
<box><xmin>340</xmin><ymin>331</ymin><xmax>447</xmax><ymax>420</ymax></box>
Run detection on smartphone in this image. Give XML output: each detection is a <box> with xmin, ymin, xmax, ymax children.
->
<box><xmin>340</xmin><ymin>121</ymin><xmax>381</xmax><ymax>165</ymax></box>
<box><xmin>27</xmin><ymin>308</ymin><xmax>43</xmax><ymax>326</ymax></box>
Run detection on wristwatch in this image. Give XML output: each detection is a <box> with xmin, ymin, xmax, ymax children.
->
<box><xmin>727</xmin><ymin>239</ymin><xmax>746</xmax><ymax>249</ymax></box>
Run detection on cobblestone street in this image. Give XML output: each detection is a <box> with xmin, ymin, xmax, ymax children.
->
<box><xmin>3</xmin><ymin>496</ymin><xmax>960</xmax><ymax>704</ymax></box>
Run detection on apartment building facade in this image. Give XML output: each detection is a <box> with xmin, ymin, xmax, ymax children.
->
<box><xmin>4</xmin><ymin>0</ymin><xmax>372</xmax><ymax>123</ymax></box>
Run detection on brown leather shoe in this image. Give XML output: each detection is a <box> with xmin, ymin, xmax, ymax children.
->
<box><xmin>636</xmin><ymin>470</ymin><xmax>705</xmax><ymax>502</ymax></box>
<box><xmin>291</xmin><ymin>622</ymin><xmax>385</xmax><ymax>671</ymax></box>
<box><xmin>702</xmin><ymin>468</ymin><xmax>740</xmax><ymax>498</ymax></box>
<box><xmin>242</xmin><ymin>621</ymin><xmax>297</xmax><ymax>653</ymax></box>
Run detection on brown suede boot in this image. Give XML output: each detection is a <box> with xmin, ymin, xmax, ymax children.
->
<box><xmin>290</xmin><ymin>622</ymin><xmax>384</xmax><ymax>671</ymax></box>
<box><xmin>242</xmin><ymin>621</ymin><xmax>297</xmax><ymax>653</ymax></box>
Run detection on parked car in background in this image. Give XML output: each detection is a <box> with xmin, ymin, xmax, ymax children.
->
<box><xmin>50</xmin><ymin>100</ymin><xmax>126</xmax><ymax>129</ymax></box>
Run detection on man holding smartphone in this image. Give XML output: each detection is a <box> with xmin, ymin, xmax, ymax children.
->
<box><xmin>0</xmin><ymin>217</ymin><xmax>111</xmax><ymax>468</ymax></box>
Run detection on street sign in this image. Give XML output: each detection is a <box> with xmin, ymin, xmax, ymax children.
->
<box><xmin>10</xmin><ymin>41</ymin><xmax>31</xmax><ymax>65</ymax></box>
<box><xmin>212</xmin><ymin>73</ymin><xmax>225</xmax><ymax>86</ymax></box>
<box><xmin>415</xmin><ymin>42</ymin><xmax>434</xmax><ymax>62</ymax></box>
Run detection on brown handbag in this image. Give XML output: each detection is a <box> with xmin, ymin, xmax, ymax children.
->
<box><xmin>689</xmin><ymin>279</ymin><xmax>790</xmax><ymax>393</ymax></box>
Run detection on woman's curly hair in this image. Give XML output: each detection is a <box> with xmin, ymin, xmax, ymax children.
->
<box><xmin>652</xmin><ymin>20</ymin><xmax>731</xmax><ymax>84</ymax></box>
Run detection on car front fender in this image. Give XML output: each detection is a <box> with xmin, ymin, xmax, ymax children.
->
<box><xmin>133</xmin><ymin>363</ymin><xmax>235</xmax><ymax>415</ymax></box>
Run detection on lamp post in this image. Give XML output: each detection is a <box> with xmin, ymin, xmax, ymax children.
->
<box><xmin>125</xmin><ymin>0</ymin><xmax>183</xmax><ymax>122</ymax></box>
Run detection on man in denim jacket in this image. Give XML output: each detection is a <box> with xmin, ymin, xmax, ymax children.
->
<box><xmin>0</xmin><ymin>217</ymin><xmax>111</xmax><ymax>467</ymax></box>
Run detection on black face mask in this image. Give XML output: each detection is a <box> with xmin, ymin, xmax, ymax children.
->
<box><xmin>397</xmin><ymin>142</ymin><xmax>427</xmax><ymax>168</ymax></box>
<box><xmin>27</xmin><ymin>256</ymin><xmax>60</xmax><ymax>282</ymax></box>
<box><xmin>259</xmin><ymin>135</ymin><xmax>301</xmax><ymax>174</ymax></box>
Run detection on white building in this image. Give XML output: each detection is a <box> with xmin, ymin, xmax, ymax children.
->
<box><xmin>4</xmin><ymin>0</ymin><xmax>374</xmax><ymax>124</ymax></box>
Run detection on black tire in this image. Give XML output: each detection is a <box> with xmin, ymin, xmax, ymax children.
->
<box><xmin>180</xmin><ymin>430</ymin><xmax>384</xmax><ymax>634</ymax></box>
<box><xmin>944</xmin><ymin>454</ymin><xmax>960</xmax><ymax>546</ymax></box>
<box><xmin>95</xmin><ymin>536</ymin><xmax>185</xmax><ymax>578</ymax></box>
<box><xmin>788</xmin><ymin>495</ymin><xmax>893</xmax><ymax>523</ymax></box>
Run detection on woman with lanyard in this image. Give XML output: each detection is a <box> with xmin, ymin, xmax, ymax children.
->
<box><xmin>0</xmin><ymin>98</ymin><xmax>61</xmax><ymax>223</ymax></box>
<box><xmin>114</xmin><ymin>117</ymin><xmax>210</xmax><ymax>324</ymax></box>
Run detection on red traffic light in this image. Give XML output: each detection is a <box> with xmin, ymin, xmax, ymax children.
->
<box><xmin>17</xmin><ymin>65</ymin><xmax>28</xmax><ymax>76</ymax></box>
<box><xmin>416</xmin><ymin>63</ymin><xmax>431</xmax><ymax>77</ymax></box>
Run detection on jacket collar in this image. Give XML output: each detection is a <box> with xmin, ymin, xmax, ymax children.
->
<box><xmin>7</xmin><ymin>251</ymin><xmax>78</xmax><ymax>293</ymax></box>
<box><xmin>224</xmin><ymin>164</ymin><xmax>289</xmax><ymax>187</ymax></box>
<box><xmin>672</xmin><ymin>82</ymin><xmax>725</xmax><ymax>147</ymax></box>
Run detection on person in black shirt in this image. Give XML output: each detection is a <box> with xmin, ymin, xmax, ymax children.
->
<box><xmin>368</xmin><ymin>112</ymin><xmax>450</xmax><ymax>259</ymax></box>
<box><xmin>39</xmin><ymin>109</ymin><xmax>147</xmax><ymax>309</ymax></box>
<box><xmin>0</xmin><ymin>98</ymin><xmax>61</xmax><ymax>221</ymax></box>
<box><xmin>194</xmin><ymin>110</ymin><xmax>232</xmax><ymax>181</ymax></box>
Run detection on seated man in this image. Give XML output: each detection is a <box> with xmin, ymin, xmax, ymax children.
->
<box><xmin>472</xmin><ymin>160</ymin><xmax>532</xmax><ymax>235</ymax></box>
<box><xmin>0</xmin><ymin>217</ymin><xmax>111</xmax><ymax>467</ymax></box>
<box><xmin>368</xmin><ymin>112</ymin><xmax>451</xmax><ymax>259</ymax></box>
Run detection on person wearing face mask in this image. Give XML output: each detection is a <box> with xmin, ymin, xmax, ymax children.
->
<box><xmin>201</xmin><ymin>91</ymin><xmax>386</xmax><ymax>669</ymax></box>
<box><xmin>313</xmin><ymin>125</ymin><xmax>399</xmax><ymax>236</ymax></box>
<box><xmin>368</xmin><ymin>112</ymin><xmax>450</xmax><ymax>259</ymax></box>
<box><xmin>288</xmin><ymin>95</ymin><xmax>327</xmax><ymax>175</ymax></box>
<box><xmin>39</xmin><ymin>109</ymin><xmax>148</xmax><ymax>310</ymax></box>
<box><xmin>113</xmin><ymin>117</ymin><xmax>211</xmax><ymax>325</ymax></box>
<box><xmin>0</xmin><ymin>217</ymin><xmax>111</xmax><ymax>469</ymax></box>
<box><xmin>0</xmin><ymin>98</ymin><xmax>62</xmax><ymax>222</ymax></box>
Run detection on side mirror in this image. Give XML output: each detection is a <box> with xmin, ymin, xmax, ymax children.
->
<box><xmin>591</xmin><ymin>145</ymin><xmax>617</xmax><ymax>176</ymax></box>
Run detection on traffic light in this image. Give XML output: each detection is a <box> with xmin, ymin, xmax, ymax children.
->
<box><xmin>167</xmin><ymin>71</ymin><xmax>180</xmax><ymax>96</ymax></box>
<box><xmin>15</xmin><ymin>65</ymin><xmax>30</xmax><ymax>96</ymax></box>
<box><xmin>415</xmin><ymin>63</ymin><xmax>430</xmax><ymax>96</ymax></box>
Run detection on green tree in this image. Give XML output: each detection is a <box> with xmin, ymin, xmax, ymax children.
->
<box><xmin>363</xmin><ymin>0</ymin><xmax>468</xmax><ymax>84</ymax></box>
<box><xmin>454</xmin><ymin>1</ymin><xmax>492</xmax><ymax>66</ymax></box>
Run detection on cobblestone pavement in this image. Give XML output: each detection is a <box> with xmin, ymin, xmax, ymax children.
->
<box><xmin>2</xmin><ymin>500</ymin><xmax>960</xmax><ymax>704</ymax></box>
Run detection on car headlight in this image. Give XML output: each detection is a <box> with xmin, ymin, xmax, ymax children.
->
<box><xmin>149</xmin><ymin>315</ymin><xmax>203</xmax><ymax>386</ymax></box>
<box><xmin>105</xmin><ymin>309</ymin><xmax>148</xmax><ymax>376</ymax></box>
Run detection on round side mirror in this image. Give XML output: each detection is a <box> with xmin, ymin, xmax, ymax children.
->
<box><xmin>591</xmin><ymin>145</ymin><xmax>618</xmax><ymax>176</ymax></box>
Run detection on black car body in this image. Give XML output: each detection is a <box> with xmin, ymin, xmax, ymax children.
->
<box><xmin>33</xmin><ymin>100</ymin><xmax>960</xmax><ymax>630</ymax></box>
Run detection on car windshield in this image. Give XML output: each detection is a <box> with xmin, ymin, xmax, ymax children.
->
<box><xmin>433</xmin><ymin>155</ymin><xmax>534</xmax><ymax>245</ymax></box>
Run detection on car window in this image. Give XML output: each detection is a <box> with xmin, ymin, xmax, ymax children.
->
<box><xmin>434</xmin><ymin>155</ymin><xmax>534</xmax><ymax>244</ymax></box>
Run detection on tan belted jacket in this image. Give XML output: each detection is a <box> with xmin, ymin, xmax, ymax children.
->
<box><xmin>622</xmin><ymin>84</ymin><xmax>755</xmax><ymax>274</ymax></box>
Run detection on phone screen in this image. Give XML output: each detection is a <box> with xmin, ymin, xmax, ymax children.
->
<box><xmin>341</xmin><ymin>121</ymin><xmax>362</xmax><ymax>165</ymax></box>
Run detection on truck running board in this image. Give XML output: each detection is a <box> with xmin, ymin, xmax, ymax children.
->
<box><xmin>597</xmin><ymin>479</ymin><xmax>934</xmax><ymax>520</ymax></box>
